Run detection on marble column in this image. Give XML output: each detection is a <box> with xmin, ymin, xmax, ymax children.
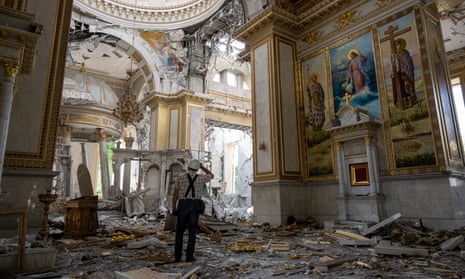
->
<box><xmin>112</xmin><ymin>159</ymin><xmax>122</xmax><ymax>198</ymax></box>
<box><xmin>0</xmin><ymin>63</ymin><xmax>19</xmax><ymax>188</ymax></box>
<box><xmin>160</xmin><ymin>155</ymin><xmax>167</xmax><ymax>198</ymax></box>
<box><xmin>122</xmin><ymin>136</ymin><xmax>134</xmax><ymax>195</ymax></box>
<box><xmin>336</xmin><ymin>142</ymin><xmax>347</xmax><ymax>197</ymax></box>
<box><xmin>60</xmin><ymin>125</ymin><xmax>72</xmax><ymax>197</ymax></box>
<box><xmin>123</xmin><ymin>158</ymin><xmax>131</xmax><ymax>195</ymax></box>
<box><xmin>80</xmin><ymin>142</ymin><xmax>88</xmax><ymax>167</ymax></box>
<box><xmin>97</xmin><ymin>128</ymin><xmax>110</xmax><ymax>199</ymax></box>
<box><xmin>365</xmin><ymin>135</ymin><xmax>381</xmax><ymax>195</ymax></box>
<box><xmin>364</xmin><ymin>136</ymin><xmax>375</xmax><ymax>196</ymax></box>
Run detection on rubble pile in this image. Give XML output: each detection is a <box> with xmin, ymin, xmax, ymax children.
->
<box><xmin>3</xmin><ymin>212</ymin><xmax>465</xmax><ymax>278</ymax></box>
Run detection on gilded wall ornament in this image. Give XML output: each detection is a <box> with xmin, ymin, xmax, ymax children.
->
<box><xmin>376</xmin><ymin>0</ymin><xmax>391</xmax><ymax>9</ymax></box>
<box><xmin>336</xmin><ymin>10</ymin><xmax>358</xmax><ymax>27</ymax></box>
<box><xmin>303</xmin><ymin>31</ymin><xmax>320</xmax><ymax>44</ymax></box>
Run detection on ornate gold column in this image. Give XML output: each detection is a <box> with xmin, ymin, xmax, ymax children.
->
<box><xmin>235</xmin><ymin>7</ymin><xmax>302</xmax><ymax>225</ymax></box>
<box><xmin>0</xmin><ymin>63</ymin><xmax>18</xmax><ymax>188</ymax></box>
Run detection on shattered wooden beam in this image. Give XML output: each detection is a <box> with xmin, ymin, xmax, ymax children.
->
<box><xmin>361</xmin><ymin>213</ymin><xmax>401</xmax><ymax>236</ymax></box>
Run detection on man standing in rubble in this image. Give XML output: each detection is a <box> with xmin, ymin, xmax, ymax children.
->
<box><xmin>172</xmin><ymin>159</ymin><xmax>214</xmax><ymax>262</ymax></box>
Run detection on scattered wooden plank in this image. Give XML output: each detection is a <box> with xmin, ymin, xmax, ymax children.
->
<box><xmin>271</xmin><ymin>241</ymin><xmax>290</xmax><ymax>251</ymax></box>
<box><xmin>180</xmin><ymin>266</ymin><xmax>201</xmax><ymax>279</ymax></box>
<box><xmin>361</xmin><ymin>213</ymin><xmax>401</xmax><ymax>236</ymax></box>
<box><xmin>295</xmin><ymin>238</ymin><xmax>324</xmax><ymax>251</ymax></box>
<box><xmin>334</xmin><ymin>229</ymin><xmax>369</xmax><ymax>240</ymax></box>
<box><xmin>338</xmin><ymin>238</ymin><xmax>378</xmax><ymax>247</ymax></box>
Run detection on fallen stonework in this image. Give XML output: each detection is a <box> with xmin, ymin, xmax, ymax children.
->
<box><xmin>1</xmin><ymin>210</ymin><xmax>465</xmax><ymax>279</ymax></box>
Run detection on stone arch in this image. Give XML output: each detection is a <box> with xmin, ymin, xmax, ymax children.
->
<box><xmin>99</xmin><ymin>28</ymin><xmax>164</xmax><ymax>93</ymax></box>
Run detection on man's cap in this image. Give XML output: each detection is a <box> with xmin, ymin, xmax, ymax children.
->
<box><xmin>188</xmin><ymin>159</ymin><xmax>200</xmax><ymax>170</ymax></box>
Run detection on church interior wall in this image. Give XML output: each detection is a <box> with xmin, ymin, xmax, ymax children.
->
<box><xmin>382</xmin><ymin>174</ymin><xmax>465</xmax><ymax>229</ymax></box>
<box><xmin>245</xmin><ymin>0</ymin><xmax>465</xmax><ymax>227</ymax></box>
<box><xmin>290</xmin><ymin>0</ymin><xmax>465</xmax><ymax>228</ymax></box>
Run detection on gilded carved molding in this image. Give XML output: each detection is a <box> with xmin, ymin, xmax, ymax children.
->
<box><xmin>143</xmin><ymin>89</ymin><xmax>212</xmax><ymax>108</ymax></box>
<box><xmin>300</xmin><ymin>0</ymin><xmax>411</xmax><ymax>48</ymax></box>
<box><xmin>235</xmin><ymin>6</ymin><xmax>300</xmax><ymax>41</ymax></box>
<box><xmin>0</xmin><ymin>23</ymin><xmax>41</xmax><ymax>75</ymax></box>
<box><xmin>335</xmin><ymin>10</ymin><xmax>358</xmax><ymax>27</ymax></box>
<box><xmin>3</xmin><ymin>62</ymin><xmax>19</xmax><ymax>78</ymax></box>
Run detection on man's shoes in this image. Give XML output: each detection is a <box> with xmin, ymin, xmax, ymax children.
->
<box><xmin>186</xmin><ymin>258</ymin><xmax>196</xmax><ymax>262</ymax></box>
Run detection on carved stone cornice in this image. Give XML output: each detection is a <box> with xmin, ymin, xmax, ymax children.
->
<box><xmin>73</xmin><ymin>0</ymin><xmax>226</xmax><ymax>30</ymax></box>
<box><xmin>0</xmin><ymin>23</ymin><xmax>41</xmax><ymax>75</ymax></box>
<box><xmin>235</xmin><ymin>6</ymin><xmax>300</xmax><ymax>42</ymax></box>
<box><xmin>328</xmin><ymin>120</ymin><xmax>381</xmax><ymax>141</ymax></box>
<box><xmin>143</xmin><ymin>89</ymin><xmax>212</xmax><ymax>108</ymax></box>
<box><xmin>296</xmin><ymin>0</ymin><xmax>357</xmax><ymax>26</ymax></box>
<box><xmin>0</xmin><ymin>6</ymin><xmax>34</xmax><ymax>20</ymax></box>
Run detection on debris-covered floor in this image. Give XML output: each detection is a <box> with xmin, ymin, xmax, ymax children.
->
<box><xmin>5</xmin><ymin>209</ymin><xmax>465</xmax><ymax>279</ymax></box>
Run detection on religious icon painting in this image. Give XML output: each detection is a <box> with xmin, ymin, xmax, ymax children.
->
<box><xmin>301</xmin><ymin>53</ymin><xmax>333</xmax><ymax>177</ymax></box>
<box><xmin>329</xmin><ymin>31</ymin><xmax>380</xmax><ymax>118</ymax></box>
<box><xmin>378</xmin><ymin>12</ymin><xmax>436</xmax><ymax>168</ymax></box>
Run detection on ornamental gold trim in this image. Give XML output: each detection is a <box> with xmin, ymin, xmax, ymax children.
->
<box><xmin>3</xmin><ymin>62</ymin><xmax>19</xmax><ymax>77</ymax></box>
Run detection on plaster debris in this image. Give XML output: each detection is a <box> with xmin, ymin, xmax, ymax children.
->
<box><xmin>440</xmin><ymin>234</ymin><xmax>464</xmax><ymax>251</ymax></box>
<box><xmin>3</xmin><ymin>210</ymin><xmax>465</xmax><ymax>278</ymax></box>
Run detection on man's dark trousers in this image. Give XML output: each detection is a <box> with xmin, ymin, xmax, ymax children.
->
<box><xmin>175</xmin><ymin>199</ymin><xmax>199</xmax><ymax>262</ymax></box>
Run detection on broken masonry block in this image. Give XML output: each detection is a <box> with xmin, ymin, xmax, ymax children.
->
<box><xmin>440</xmin><ymin>235</ymin><xmax>464</xmax><ymax>251</ymax></box>
<box><xmin>374</xmin><ymin>240</ymin><xmax>428</xmax><ymax>257</ymax></box>
<box><xmin>361</xmin><ymin>213</ymin><xmax>401</xmax><ymax>236</ymax></box>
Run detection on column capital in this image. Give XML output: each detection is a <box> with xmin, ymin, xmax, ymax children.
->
<box><xmin>3</xmin><ymin>62</ymin><xmax>19</xmax><ymax>78</ymax></box>
<box><xmin>60</xmin><ymin>125</ymin><xmax>73</xmax><ymax>137</ymax></box>
<box><xmin>96</xmin><ymin>128</ymin><xmax>107</xmax><ymax>142</ymax></box>
<box><xmin>364</xmin><ymin>135</ymin><xmax>375</xmax><ymax>145</ymax></box>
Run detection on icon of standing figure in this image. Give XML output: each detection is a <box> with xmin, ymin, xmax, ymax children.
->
<box><xmin>344</xmin><ymin>48</ymin><xmax>368</xmax><ymax>95</ymax></box>
<box><xmin>306</xmin><ymin>65</ymin><xmax>325</xmax><ymax>131</ymax></box>
<box><xmin>392</xmin><ymin>38</ymin><xmax>417</xmax><ymax>109</ymax></box>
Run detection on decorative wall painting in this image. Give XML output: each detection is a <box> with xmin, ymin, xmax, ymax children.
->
<box><xmin>329</xmin><ymin>31</ymin><xmax>380</xmax><ymax>118</ymax></box>
<box><xmin>378</xmin><ymin>13</ymin><xmax>436</xmax><ymax>168</ymax></box>
<box><xmin>301</xmin><ymin>53</ymin><xmax>333</xmax><ymax>176</ymax></box>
